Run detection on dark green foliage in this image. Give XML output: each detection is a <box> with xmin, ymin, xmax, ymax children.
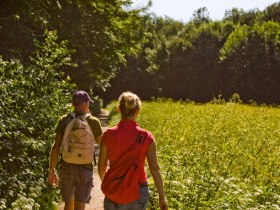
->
<box><xmin>220</xmin><ymin>21</ymin><xmax>280</xmax><ymax>103</ymax></box>
<box><xmin>104</xmin><ymin>3</ymin><xmax>280</xmax><ymax>104</ymax></box>
<box><xmin>263</xmin><ymin>2</ymin><xmax>280</xmax><ymax>22</ymax></box>
<box><xmin>0</xmin><ymin>30</ymin><xmax>74</xmax><ymax>209</ymax></box>
<box><xmin>49</xmin><ymin>0</ymin><xmax>147</xmax><ymax>91</ymax></box>
<box><xmin>191</xmin><ymin>7</ymin><xmax>210</xmax><ymax>26</ymax></box>
<box><xmin>0</xmin><ymin>0</ymin><xmax>148</xmax><ymax>92</ymax></box>
<box><xmin>1</xmin><ymin>0</ymin><xmax>279</xmax><ymax>104</ymax></box>
<box><xmin>223</xmin><ymin>8</ymin><xmax>261</xmax><ymax>26</ymax></box>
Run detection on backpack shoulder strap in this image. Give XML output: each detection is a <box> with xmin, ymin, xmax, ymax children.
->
<box><xmin>60</xmin><ymin>113</ymin><xmax>78</xmax><ymax>152</ymax></box>
<box><xmin>70</xmin><ymin>112</ymin><xmax>76</xmax><ymax>119</ymax></box>
<box><xmin>82</xmin><ymin>113</ymin><xmax>91</xmax><ymax>118</ymax></box>
<box><xmin>80</xmin><ymin>113</ymin><xmax>94</xmax><ymax>135</ymax></box>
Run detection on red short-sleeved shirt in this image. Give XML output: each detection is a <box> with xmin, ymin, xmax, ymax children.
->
<box><xmin>102</xmin><ymin>119</ymin><xmax>154</xmax><ymax>184</ymax></box>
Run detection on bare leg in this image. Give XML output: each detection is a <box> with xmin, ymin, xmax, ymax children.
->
<box><xmin>64</xmin><ymin>199</ymin><xmax>74</xmax><ymax>210</ymax></box>
<box><xmin>74</xmin><ymin>201</ymin><xmax>86</xmax><ymax>210</ymax></box>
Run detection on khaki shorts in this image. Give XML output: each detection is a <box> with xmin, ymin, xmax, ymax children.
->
<box><xmin>59</xmin><ymin>161</ymin><xmax>93</xmax><ymax>203</ymax></box>
<box><xmin>104</xmin><ymin>185</ymin><xmax>149</xmax><ymax>210</ymax></box>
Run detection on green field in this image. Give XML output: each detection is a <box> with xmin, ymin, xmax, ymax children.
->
<box><xmin>108</xmin><ymin>99</ymin><xmax>280</xmax><ymax>210</ymax></box>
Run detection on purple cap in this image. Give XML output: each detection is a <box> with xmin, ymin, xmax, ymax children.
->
<box><xmin>72</xmin><ymin>91</ymin><xmax>93</xmax><ymax>106</ymax></box>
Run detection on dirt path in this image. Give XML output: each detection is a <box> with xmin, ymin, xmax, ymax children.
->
<box><xmin>58</xmin><ymin>109</ymin><xmax>109</xmax><ymax>210</ymax></box>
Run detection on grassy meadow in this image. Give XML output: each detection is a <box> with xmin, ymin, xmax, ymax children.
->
<box><xmin>107</xmin><ymin>99</ymin><xmax>280</xmax><ymax>210</ymax></box>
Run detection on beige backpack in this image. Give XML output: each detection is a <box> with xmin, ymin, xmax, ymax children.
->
<box><xmin>61</xmin><ymin>112</ymin><xmax>95</xmax><ymax>164</ymax></box>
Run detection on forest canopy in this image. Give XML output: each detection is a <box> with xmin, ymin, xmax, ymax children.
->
<box><xmin>103</xmin><ymin>3</ymin><xmax>280</xmax><ymax>104</ymax></box>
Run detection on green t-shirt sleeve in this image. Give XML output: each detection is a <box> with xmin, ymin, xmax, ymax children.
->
<box><xmin>55</xmin><ymin>117</ymin><xmax>64</xmax><ymax>135</ymax></box>
<box><xmin>55</xmin><ymin>114</ymin><xmax>72</xmax><ymax>135</ymax></box>
<box><xmin>87</xmin><ymin>116</ymin><xmax>103</xmax><ymax>137</ymax></box>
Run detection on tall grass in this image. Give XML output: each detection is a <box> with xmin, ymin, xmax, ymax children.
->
<box><xmin>108</xmin><ymin>99</ymin><xmax>280</xmax><ymax>209</ymax></box>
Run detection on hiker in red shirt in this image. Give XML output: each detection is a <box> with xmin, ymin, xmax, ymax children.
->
<box><xmin>98</xmin><ymin>91</ymin><xmax>168</xmax><ymax>210</ymax></box>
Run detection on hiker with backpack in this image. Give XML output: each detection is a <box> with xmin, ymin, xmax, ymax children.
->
<box><xmin>98</xmin><ymin>91</ymin><xmax>168</xmax><ymax>210</ymax></box>
<box><xmin>48</xmin><ymin>90</ymin><xmax>103</xmax><ymax>210</ymax></box>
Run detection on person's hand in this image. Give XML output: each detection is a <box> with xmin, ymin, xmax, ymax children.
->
<box><xmin>48</xmin><ymin>170</ymin><xmax>59</xmax><ymax>188</ymax></box>
<box><xmin>159</xmin><ymin>197</ymin><xmax>168</xmax><ymax>210</ymax></box>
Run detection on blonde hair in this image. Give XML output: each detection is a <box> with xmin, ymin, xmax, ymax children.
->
<box><xmin>118</xmin><ymin>91</ymin><xmax>141</xmax><ymax>118</ymax></box>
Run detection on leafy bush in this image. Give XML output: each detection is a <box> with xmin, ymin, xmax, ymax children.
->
<box><xmin>0</xmin><ymin>30</ymin><xmax>74</xmax><ymax>209</ymax></box>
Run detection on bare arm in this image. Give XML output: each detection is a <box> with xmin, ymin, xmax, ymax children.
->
<box><xmin>94</xmin><ymin>135</ymin><xmax>102</xmax><ymax>145</ymax></box>
<box><xmin>49</xmin><ymin>134</ymin><xmax>62</xmax><ymax>171</ymax></box>
<box><xmin>48</xmin><ymin>134</ymin><xmax>62</xmax><ymax>185</ymax></box>
<box><xmin>147</xmin><ymin>142</ymin><xmax>168</xmax><ymax>210</ymax></box>
<box><xmin>98</xmin><ymin>140</ymin><xmax>108</xmax><ymax>181</ymax></box>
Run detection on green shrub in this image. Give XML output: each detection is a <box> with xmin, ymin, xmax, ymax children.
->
<box><xmin>0</xmin><ymin>30</ymin><xmax>75</xmax><ymax>209</ymax></box>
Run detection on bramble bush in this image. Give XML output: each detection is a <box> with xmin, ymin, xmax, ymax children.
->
<box><xmin>0</xmin><ymin>30</ymin><xmax>75</xmax><ymax>209</ymax></box>
<box><xmin>108</xmin><ymin>97</ymin><xmax>280</xmax><ymax>209</ymax></box>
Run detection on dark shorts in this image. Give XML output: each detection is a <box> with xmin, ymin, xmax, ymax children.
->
<box><xmin>59</xmin><ymin>161</ymin><xmax>93</xmax><ymax>203</ymax></box>
<box><xmin>104</xmin><ymin>185</ymin><xmax>149</xmax><ymax>210</ymax></box>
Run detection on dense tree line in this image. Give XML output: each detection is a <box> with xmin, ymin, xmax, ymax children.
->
<box><xmin>102</xmin><ymin>2</ymin><xmax>280</xmax><ymax>104</ymax></box>
<box><xmin>1</xmin><ymin>1</ymin><xmax>279</xmax><ymax>103</ymax></box>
